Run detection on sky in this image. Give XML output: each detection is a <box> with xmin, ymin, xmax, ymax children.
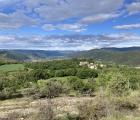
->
<box><xmin>0</xmin><ymin>0</ymin><xmax>140</xmax><ymax>50</ymax></box>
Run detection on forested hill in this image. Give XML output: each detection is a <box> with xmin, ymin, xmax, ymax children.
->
<box><xmin>0</xmin><ymin>50</ymin><xmax>73</xmax><ymax>61</ymax></box>
<box><xmin>0</xmin><ymin>47</ymin><xmax>140</xmax><ymax>65</ymax></box>
<box><xmin>71</xmin><ymin>47</ymin><xmax>140</xmax><ymax>65</ymax></box>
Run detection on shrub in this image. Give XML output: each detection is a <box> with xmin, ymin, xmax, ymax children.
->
<box><xmin>55</xmin><ymin>70</ymin><xmax>65</xmax><ymax>77</ymax></box>
<box><xmin>76</xmin><ymin>69</ymin><xmax>98</xmax><ymax>79</ymax></box>
<box><xmin>0</xmin><ymin>78</ymin><xmax>7</xmax><ymax>91</ymax></box>
<box><xmin>34</xmin><ymin>101</ymin><xmax>55</xmax><ymax>120</ymax></box>
<box><xmin>0</xmin><ymin>87</ymin><xmax>22</xmax><ymax>100</ymax></box>
<box><xmin>65</xmin><ymin>68</ymin><xmax>77</xmax><ymax>76</ymax></box>
<box><xmin>29</xmin><ymin>69</ymin><xmax>49</xmax><ymax>80</ymax></box>
<box><xmin>67</xmin><ymin>76</ymin><xmax>95</xmax><ymax>94</ymax></box>
<box><xmin>96</xmin><ymin>69</ymin><xmax>118</xmax><ymax>87</ymax></box>
<box><xmin>107</xmin><ymin>74</ymin><xmax>130</xmax><ymax>96</ymax></box>
<box><xmin>55</xmin><ymin>68</ymin><xmax>77</xmax><ymax>77</ymax></box>
<box><xmin>21</xmin><ymin>83</ymin><xmax>39</xmax><ymax>98</ymax></box>
<box><xmin>114</xmin><ymin>98</ymin><xmax>138</xmax><ymax>111</ymax></box>
<box><xmin>128</xmin><ymin>75</ymin><xmax>140</xmax><ymax>90</ymax></box>
<box><xmin>78</xmin><ymin>101</ymin><xmax>107</xmax><ymax>120</ymax></box>
<box><xmin>38</xmin><ymin>80</ymin><xmax>63</xmax><ymax>98</ymax></box>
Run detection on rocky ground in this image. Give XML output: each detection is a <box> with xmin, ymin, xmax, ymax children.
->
<box><xmin>0</xmin><ymin>97</ymin><xmax>95</xmax><ymax>120</ymax></box>
<box><xmin>0</xmin><ymin>94</ymin><xmax>140</xmax><ymax>120</ymax></box>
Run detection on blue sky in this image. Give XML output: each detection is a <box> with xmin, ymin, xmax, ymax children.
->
<box><xmin>0</xmin><ymin>0</ymin><xmax>140</xmax><ymax>50</ymax></box>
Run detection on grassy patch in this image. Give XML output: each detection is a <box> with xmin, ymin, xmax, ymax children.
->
<box><xmin>0</xmin><ymin>64</ymin><xmax>24</xmax><ymax>72</ymax></box>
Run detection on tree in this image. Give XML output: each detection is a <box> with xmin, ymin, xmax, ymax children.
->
<box><xmin>29</xmin><ymin>69</ymin><xmax>49</xmax><ymax>80</ymax></box>
<box><xmin>76</xmin><ymin>69</ymin><xmax>98</xmax><ymax>79</ymax></box>
<box><xmin>38</xmin><ymin>80</ymin><xmax>63</xmax><ymax>98</ymax></box>
<box><xmin>55</xmin><ymin>70</ymin><xmax>65</xmax><ymax>77</ymax></box>
<box><xmin>65</xmin><ymin>68</ymin><xmax>77</xmax><ymax>76</ymax></box>
<box><xmin>107</xmin><ymin>73</ymin><xmax>130</xmax><ymax>96</ymax></box>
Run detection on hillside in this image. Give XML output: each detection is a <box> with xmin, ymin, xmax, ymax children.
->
<box><xmin>72</xmin><ymin>47</ymin><xmax>140</xmax><ymax>65</ymax></box>
<box><xmin>0</xmin><ymin>47</ymin><xmax>140</xmax><ymax>65</ymax></box>
<box><xmin>0</xmin><ymin>50</ymin><xmax>73</xmax><ymax>61</ymax></box>
<box><xmin>0</xmin><ymin>59</ymin><xmax>140</xmax><ymax>120</ymax></box>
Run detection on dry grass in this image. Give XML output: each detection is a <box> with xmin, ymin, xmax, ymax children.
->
<box><xmin>0</xmin><ymin>90</ymin><xmax>139</xmax><ymax>120</ymax></box>
<box><xmin>0</xmin><ymin>97</ymin><xmax>95</xmax><ymax>120</ymax></box>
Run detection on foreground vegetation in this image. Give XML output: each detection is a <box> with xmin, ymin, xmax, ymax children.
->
<box><xmin>0</xmin><ymin>59</ymin><xmax>140</xmax><ymax>120</ymax></box>
<box><xmin>0</xmin><ymin>64</ymin><xmax>24</xmax><ymax>72</ymax></box>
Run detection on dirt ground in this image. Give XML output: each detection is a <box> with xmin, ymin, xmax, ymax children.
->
<box><xmin>0</xmin><ymin>97</ymin><xmax>95</xmax><ymax>119</ymax></box>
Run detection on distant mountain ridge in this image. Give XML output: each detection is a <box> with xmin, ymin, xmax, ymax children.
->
<box><xmin>0</xmin><ymin>50</ymin><xmax>73</xmax><ymax>61</ymax></box>
<box><xmin>71</xmin><ymin>47</ymin><xmax>140</xmax><ymax>65</ymax></box>
<box><xmin>0</xmin><ymin>47</ymin><xmax>140</xmax><ymax>65</ymax></box>
<box><xmin>102</xmin><ymin>47</ymin><xmax>140</xmax><ymax>51</ymax></box>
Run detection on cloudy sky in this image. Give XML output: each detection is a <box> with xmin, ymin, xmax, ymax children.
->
<box><xmin>0</xmin><ymin>0</ymin><xmax>140</xmax><ymax>50</ymax></box>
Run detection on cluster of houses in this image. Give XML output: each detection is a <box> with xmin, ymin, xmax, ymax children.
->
<box><xmin>79</xmin><ymin>61</ymin><xmax>105</xmax><ymax>69</ymax></box>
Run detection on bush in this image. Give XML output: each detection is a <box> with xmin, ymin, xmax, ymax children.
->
<box><xmin>21</xmin><ymin>83</ymin><xmax>39</xmax><ymax>98</ymax></box>
<box><xmin>128</xmin><ymin>75</ymin><xmax>140</xmax><ymax>90</ymax></box>
<box><xmin>29</xmin><ymin>69</ymin><xmax>49</xmax><ymax>80</ymax></box>
<box><xmin>107</xmin><ymin>74</ymin><xmax>130</xmax><ymax>96</ymax></box>
<box><xmin>67</xmin><ymin>76</ymin><xmax>95</xmax><ymax>94</ymax></box>
<box><xmin>65</xmin><ymin>68</ymin><xmax>77</xmax><ymax>76</ymax></box>
<box><xmin>55</xmin><ymin>70</ymin><xmax>65</xmax><ymax>77</ymax></box>
<box><xmin>35</xmin><ymin>101</ymin><xmax>55</xmax><ymax>120</ymax></box>
<box><xmin>78</xmin><ymin>101</ymin><xmax>107</xmax><ymax>120</ymax></box>
<box><xmin>116</xmin><ymin>99</ymin><xmax>137</xmax><ymax>111</ymax></box>
<box><xmin>0</xmin><ymin>87</ymin><xmax>22</xmax><ymax>100</ymax></box>
<box><xmin>0</xmin><ymin>78</ymin><xmax>7</xmax><ymax>91</ymax></box>
<box><xmin>38</xmin><ymin>80</ymin><xmax>63</xmax><ymax>98</ymax></box>
<box><xmin>76</xmin><ymin>69</ymin><xmax>98</xmax><ymax>79</ymax></box>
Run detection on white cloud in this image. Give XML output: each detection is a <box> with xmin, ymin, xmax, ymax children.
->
<box><xmin>0</xmin><ymin>36</ymin><xmax>15</xmax><ymax>42</ymax></box>
<box><xmin>42</xmin><ymin>23</ymin><xmax>86</xmax><ymax>32</ymax></box>
<box><xmin>126</xmin><ymin>2</ymin><xmax>140</xmax><ymax>15</ymax></box>
<box><xmin>79</xmin><ymin>13</ymin><xmax>120</xmax><ymax>24</ymax></box>
<box><xmin>35</xmin><ymin>0</ymin><xmax>124</xmax><ymax>22</ymax></box>
<box><xmin>0</xmin><ymin>34</ymin><xmax>139</xmax><ymax>50</ymax></box>
<box><xmin>0</xmin><ymin>0</ymin><xmax>124</xmax><ymax>31</ymax></box>
<box><xmin>114</xmin><ymin>23</ymin><xmax>140</xmax><ymax>30</ymax></box>
<box><xmin>0</xmin><ymin>11</ymin><xmax>37</xmax><ymax>29</ymax></box>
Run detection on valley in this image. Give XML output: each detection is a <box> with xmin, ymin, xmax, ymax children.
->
<box><xmin>0</xmin><ymin>47</ymin><xmax>140</xmax><ymax>66</ymax></box>
<box><xmin>0</xmin><ymin>59</ymin><xmax>139</xmax><ymax>120</ymax></box>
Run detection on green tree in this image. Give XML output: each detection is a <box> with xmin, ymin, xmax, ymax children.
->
<box><xmin>107</xmin><ymin>73</ymin><xmax>130</xmax><ymax>96</ymax></box>
<box><xmin>55</xmin><ymin>70</ymin><xmax>65</xmax><ymax>77</ymax></box>
<box><xmin>76</xmin><ymin>69</ymin><xmax>98</xmax><ymax>79</ymax></box>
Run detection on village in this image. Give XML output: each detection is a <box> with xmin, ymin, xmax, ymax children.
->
<box><xmin>79</xmin><ymin>61</ymin><xmax>105</xmax><ymax>69</ymax></box>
